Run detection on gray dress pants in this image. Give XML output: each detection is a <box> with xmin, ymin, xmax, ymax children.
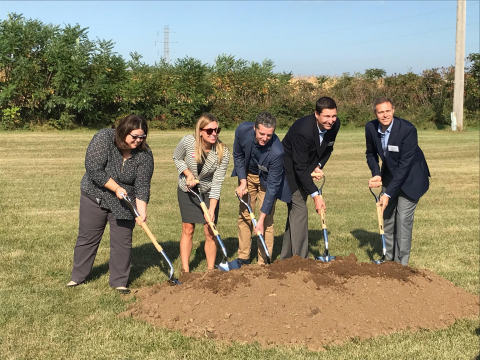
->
<box><xmin>70</xmin><ymin>192</ymin><xmax>135</xmax><ymax>287</ymax></box>
<box><xmin>383</xmin><ymin>192</ymin><xmax>418</xmax><ymax>265</ymax></box>
<box><xmin>281</xmin><ymin>188</ymin><xmax>309</xmax><ymax>259</ymax></box>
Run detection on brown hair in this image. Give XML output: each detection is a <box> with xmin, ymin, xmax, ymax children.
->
<box><xmin>373</xmin><ymin>97</ymin><xmax>395</xmax><ymax>113</ymax></box>
<box><xmin>114</xmin><ymin>114</ymin><xmax>149</xmax><ymax>151</ymax></box>
<box><xmin>194</xmin><ymin>113</ymin><xmax>224</xmax><ymax>164</ymax></box>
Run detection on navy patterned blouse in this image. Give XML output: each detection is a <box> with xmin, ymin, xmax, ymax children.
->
<box><xmin>80</xmin><ymin>128</ymin><xmax>154</xmax><ymax>220</ymax></box>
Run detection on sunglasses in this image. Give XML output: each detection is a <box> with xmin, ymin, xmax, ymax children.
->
<box><xmin>201</xmin><ymin>127</ymin><xmax>221</xmax><ymax>135</ymax></box>
<box><xmin>129</xmin><ymin>133</ymin><xmax>147</xmax><ymax>140</ymax></box>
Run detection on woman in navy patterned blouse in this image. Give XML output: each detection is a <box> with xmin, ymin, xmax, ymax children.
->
<box><xmin>67</xmin><ymin>115</ymin><xmax>154</xmax><ymax>294</ymax></box>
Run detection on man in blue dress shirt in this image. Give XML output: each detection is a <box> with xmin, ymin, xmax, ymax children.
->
<box><xmin>365</xmin><ymin>97</ymin><xmax>430</xmax><ymax>265</ymax></box>
<box><xmin>232</xmin><ymin>112</ymin><xmax>291</xmax><ymax>265</ymax></box>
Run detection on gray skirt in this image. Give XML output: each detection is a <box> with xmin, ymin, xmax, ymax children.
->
<box><xmin>177</xmin><ymin>187</ymin><xmax>219</xmax><ymax>224</ymax></box>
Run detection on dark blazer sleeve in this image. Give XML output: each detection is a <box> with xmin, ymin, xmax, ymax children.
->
<box><xmin>385</xmin><ymin>125</ymin><xmax>419</xmax><ymax>199</ymax></box>
<box><xmin>365</xmin><ymin>121</ymin><xmax>381</xmax><ymax>176</ymax></box>
<box><xmin>292</xmin><ymin>118</ymin><xmax>340</xmax><ymax>195</ymax></box>
<box><xmin>290</xmin><ymin>130</ymin><xmax>318</xmax><ymax>195</ymax></box>
<box><xmin>260</xmin><ymin>140</ymin><xmax>284</xmax><ymax>214</ymax></box>
<box><xmin>231</xmin><ymin>122</ymin><xmax>252</xmax><ymax>180</ymax></box>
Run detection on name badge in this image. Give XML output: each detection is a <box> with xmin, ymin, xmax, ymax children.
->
<box><xmin>327</xmin><ymin>141</ymin><xmax>335</xmax><ymax>146</ymax></box>
<box><xmin>388</xmin><ymin>145</ymin><xmax>399</xmax><ymax>152</ymax></box>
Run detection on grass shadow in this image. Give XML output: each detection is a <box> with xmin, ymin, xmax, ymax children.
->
<box><xmin>351</xmin><ymin>228</ymin><xmax>383</xmax><ymax>261</ymax></box>
<box><xmin>89</xmin><ymin>262</ymin><xmax>109</xmax><ymax>282</ymax></box>
<box><xmin>88</xmin><ymin>240</ymin><xmax>181</xmax><ymax>285</ymax></box>
<box><xmin>188</xmin><ymin>236</ymin><xmax>240</xmax><ymax>271</ymax></box>
<box><xmin>307</xmin><ymin>229</ymin><xmax>328</xmax><ymax>258</ymax></box>
<box><xmin>271</xmin><ymin>230</ymin><xmax>326</xmax><ymax>260</ymax></box>
<box><xmin>130</xmin><ymin>240</ymin><xmax>180</xmax><ymax>283</ymax></box>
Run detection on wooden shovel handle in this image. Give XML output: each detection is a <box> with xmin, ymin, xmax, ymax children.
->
<box><xmin>375</xmin><ymin>203</ymin><xmax>384</xmax><ymax>235</ymax></box>
<box><xmin>199</xmin><ymin>202</ymin><xmax>219</xmax><ymax>236</ymax></box>
<box><xmin>137</xmin><ymin>217</ymin><xmax>164</xmax><ymax>253</ymax></box>
<box><xmin>318</xmin><ymin>194</ymin><xmax>327</xmax><ymax>229</ymax></box>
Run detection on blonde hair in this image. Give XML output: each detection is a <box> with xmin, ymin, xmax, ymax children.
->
<box><xmin>194</xmin><ymin>113</ymin><xmax>224</xmax><ymax>164</ymax></box>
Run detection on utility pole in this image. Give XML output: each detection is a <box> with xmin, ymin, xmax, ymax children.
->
<box><xmin>452</xmin><ymin>0</ymin><xmax>466</xmax><ymax>131</ymax></box>
<box><xmin>163</xmin><ymin>25</ymin><xmax>170</xmax><ymax>63</ymax></box>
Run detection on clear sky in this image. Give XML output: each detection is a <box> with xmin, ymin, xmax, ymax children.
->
<box><xmin>1</xmin><ymin>1</ymin><xmax>479</xmax><ymax>76</ymax></box>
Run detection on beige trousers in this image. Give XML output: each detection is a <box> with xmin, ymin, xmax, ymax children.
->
<box><xmin>237</xmin><ymin>173</ymin><xmax>275</xmax><ymax>264</ymax></box>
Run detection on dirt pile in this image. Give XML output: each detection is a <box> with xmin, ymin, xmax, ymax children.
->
<box><xmin>122</xmin><ymin>255</ymin><xmax>479</xmax><ymax>350</ymax></box>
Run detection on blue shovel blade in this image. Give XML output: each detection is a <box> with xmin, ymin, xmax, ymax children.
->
<box><xmin>217</xmin><ymin>260</ymin><xmax>231</xmax><ymax>271</ymax></box>
<box><xmin>316</xmin><ymin>254</ymin><xmax>336</xmax><ymax>262</ymax></box>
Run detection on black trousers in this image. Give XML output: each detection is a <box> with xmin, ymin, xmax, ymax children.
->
<box><xmin>70</xmin><ymin>192</ymin><xmax>135</xmax><ymax>287</ymax></box>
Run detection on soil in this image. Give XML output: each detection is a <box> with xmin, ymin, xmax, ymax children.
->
<box><xmin>121</xmin><ymin>254</ymin><xmax>479</xmax><ymax>351</ymax></box>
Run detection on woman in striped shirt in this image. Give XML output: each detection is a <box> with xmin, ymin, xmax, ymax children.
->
<box><xmin>173</xmin><ymin>113</ymin><xmax>230</xmax><ymax>272</ymax></box>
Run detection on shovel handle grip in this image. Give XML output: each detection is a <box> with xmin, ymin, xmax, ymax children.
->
<box><xmin>375</xmin><ymin>203</ymin><xmax>384</xmax><ymax>235</ymax></box>
<box><xmin>137</xmin><ymin>217</ymin><xmax>164</xmax><ymax>253</ymax></box>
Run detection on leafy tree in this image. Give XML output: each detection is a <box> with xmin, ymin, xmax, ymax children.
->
<box><xmin>364</xmin><ymin>68</ymin><xmax>386</xmax><ymax>80</ymax></box>
<box><xmin>0</xmin><ymin>13</ymin><xmax>57</xmax><ymax>128</ymax></box>
<box><xmin>465</xmin><ymin>53</ymin><xmax>480</xmax><ymax>119</ymax></box>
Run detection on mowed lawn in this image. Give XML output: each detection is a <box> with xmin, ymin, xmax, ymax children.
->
<box><xmin>0</xmin><ymin>128</ymin><xmax>478</xmax><ymax>360</ymax></box>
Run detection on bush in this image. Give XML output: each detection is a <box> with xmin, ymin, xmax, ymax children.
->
<box><xmin>0</xmin><ymin>13</ymin><xmax>479</xmax><ymax>130</ymax></box>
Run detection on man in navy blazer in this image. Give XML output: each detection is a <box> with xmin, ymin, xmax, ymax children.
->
<box><xmin>281</xmin><ymin>97</ymin><xmax>341</xmax><ymax>259</ymax></box>
<box><xmin>365</xmin><ymin>97</ymin><xmax>430</xmax><ymax>265</ymax></box>
<box><xmin>232</xmin><ymin>112</ymin><xmax>291</xmax><ymax>265</ymax></box>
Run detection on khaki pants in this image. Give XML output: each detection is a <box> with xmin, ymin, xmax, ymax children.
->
<box><xmin>237</xmin><ymin>173</ymin><xmax>275</xmax><ymax>264</ymax></box>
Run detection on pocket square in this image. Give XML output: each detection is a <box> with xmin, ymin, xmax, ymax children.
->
<box><xmin>388</xmin><ymin>145</ymin><xmax>399</xmax><ymax>152</ymax></box>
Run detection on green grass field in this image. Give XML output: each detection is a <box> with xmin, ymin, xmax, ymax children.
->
<box><xmin>0</xmin><ymin>128</ymin><xmax>478</xmax><ymax>359</ymax></box>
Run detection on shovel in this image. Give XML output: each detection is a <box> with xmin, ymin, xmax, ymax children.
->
<box><xmin>311</xmin><ymin>174</ymin><xmax>336</xmax><ymax>262</ymax></box>
<box><xmin>369</xmin><ymin>187</ymin><xmax>386</xmax><ymax>264</ymax></box>
<box><xmin>186</xmin><ymin>185</ymin><xmax>232</xmax><ymax>271</ymax></box>
<box><xmin>121</xmin><ymin>194</ymin><xmax>180</xmax><ymax>285</ymax></box>
<box><xmin>232</xmin><ymin>192</ymin><xmax>271</xmax><ymax>267</ymax></box>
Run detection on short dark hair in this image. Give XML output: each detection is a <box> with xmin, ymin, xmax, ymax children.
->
<box><xmin>315</xmin><ymin>97</ymin><xmax>337</xmax><ymax>114</ymax></box>
<box><xmin>254</xmin><ymin>112</ymin><xmax>276</xmax><ymax>129</ymax></box>
<box><xmin>115</xmin><ymin>114</ymin><xmax>149</xmax><ymax>151</ymax></box>
<box><xmin>373</xmin><ymin>97</ymin><xmax>394</xmax><ymax>113</ymax></box>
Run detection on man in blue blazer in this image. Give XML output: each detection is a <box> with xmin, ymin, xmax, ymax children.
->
<box><xmin>365</xmin><ymin>97</ymin><xmax>430</xmax><ymax>265</ymax></box>
<box><xmin>232</xmin><ymin>112</ymin><xmax>291</xmax><ymax>265</ymax></box>
<box><xmin>281</xmin><ymin>97</ymin><xmax>341</xmax><ymax>259</ymax></box>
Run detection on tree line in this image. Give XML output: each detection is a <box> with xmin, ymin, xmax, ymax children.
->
<box><xmin>1</xmin><ymin>13</ymin><xmax>478</xmax><ymax>130</ymax></box>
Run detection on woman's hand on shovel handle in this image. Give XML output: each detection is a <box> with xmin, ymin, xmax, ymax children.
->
<box><xmin>183</xmin><ymin>170</ymin><xmax>198</xmax><ymax>188</ymax></box>
<box><xmin>135</xmin><ymin>198</ymin><xmax>148</xmax><ymax>224</ymax></box>
<box><xmin>205</xmin><ymin>198</ymin><xmax>218</xmax><ymax>224</ymax></box>
<box><xmin>104</xmin><ymin>178</ymin><xmax>127</xmax><ymax>199</ymax></box>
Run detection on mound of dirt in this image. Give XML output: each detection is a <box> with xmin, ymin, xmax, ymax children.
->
<box><xmin>121</xmin><ymin>255</ymin><xmax>479</xmax><ymax>350</ymax></box>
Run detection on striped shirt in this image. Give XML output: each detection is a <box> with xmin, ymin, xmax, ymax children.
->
<box><xmin>173</xmin><ymin>134</ymin><xmax>230</xmax><ymax>200</ymax></box>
